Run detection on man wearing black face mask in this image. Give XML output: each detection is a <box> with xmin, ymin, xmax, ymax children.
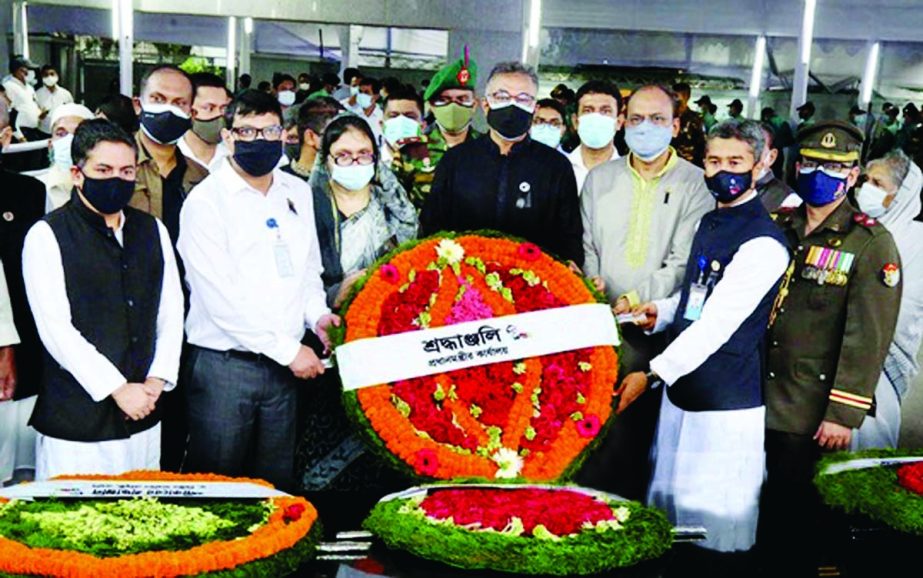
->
<box><xmin>617</xmin><ymin>120</ymin><xmax>790</xmax><ymax>573</ymax></box>
<box><xmin>130</xmin><ymin>65</ymin><xmax>208</xmax><ymax>244</ymax></box>
<box><xmin>178</xmin><ymin>90</ymin><xmax>338</xmax><ymax>491</ymax></box>
<box><xmin>420</xmin><ymin>61</ymin><xmax>582</xmax><ymax>265</ymax></box>
<box><xmin>21</xmin><ymin>119</ymin><xmax>184</xmax><ymax>479</ymax></box>
<box><xmin>178</xmin><ymin>72</ymin><xmax>232</xmax><ymax>173</ymax></box>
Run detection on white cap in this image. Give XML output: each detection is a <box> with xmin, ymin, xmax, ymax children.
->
<box><xmin>50</xmin><ymin>103</ymin><xmax>95</xmax><ymax>131</ymax></box>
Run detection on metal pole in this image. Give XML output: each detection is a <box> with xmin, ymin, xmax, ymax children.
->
<box><xmin>116</xmin><ymin>0</ymin><xmax>133</xmax><ymax>97</ymax></box>
<box><xmin>789</xmin><ymin>0</ymin><xmax>816</xmax><ymax>123</ymax></box>
<box><xmin>239</xmin><ymin>17</ymin><xmax>252</xmax><ymax>80</ymax></box>
<box><xmin>747</xmin><ymin>36</ymin><xmax>767</xmax><ymax>119</ymax></box>
<box><xmin>226</xmin><ymin>16</ymin><xmax>237</xmax><ymax>92</ymax></box>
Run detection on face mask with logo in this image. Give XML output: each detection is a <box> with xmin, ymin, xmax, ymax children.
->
<box><xmin>577</xmin><ymin>113</ymin><xmax>617</xmax><ymax>149</ymax></box>
<box><xmin>625</xmin><ymin>120</ymin><xmax>673</xmax><ymax>161</ymax></box>
<box><xmin>433</xmin><ymin>103</ymin><xmax>475</xmax><ymax>133</ymax></box>
<box><xmin>277</xmin><ymin>90</ymin><xmax>296</xmax><ymax>107</ymax></box>
<box><xmin>530</xmin><ymin>124</ymin><xmax>563</xmax><ymax>149</ymax></box>
<box><xmin>140</xmin><ymin>103</ymin><xmax>191</xmax><ymax>145</ymax></box>
<box><xmin>191</xmin><ymin>116</ymin><xmax>224</xmax><ymax>145</ymax></box>
<box><xmin>705</xmin><ymin>170</ymin><xmax>753</xmax><ymax>203</ymax></box>
<box><xmin>233</xmin><ymin>139</ymin><xmax>283</xmax><ymax>177</ymax></box>
<box><xmin>383</xmin><ymin>115</ymin><xmax>421</xmax><ymax>148</ymax></box>
<box><xmin>43</xmin><ymin>75</ymin><xmax>58</xmax><ymax>88</ymax></box>
<box><xmin>796</xmin><ymin>166</ymin><xmax>849</xmax><ymax>207</ymax></box>
<box><xmin>856</xmin><ymin>181</ymin><xmax>891</xmax><ymax>218</ymax></box>
<box><xmin>78</xmin><ymin>173</ymin><xmax>136</xmax><ymax>215</ymax></box>
<box><xmin>487</xmin><ymin>102</ymin><xmax>534</xmax><ymax>140</ymax></box>
<box><xmin>331</xmin><ymin>163</ymin><xmax>375</xmax><ymax>191</ymax></box>
<box><xmin>52</xmin><ymin>134</ymin><xmax>74</xmax><ymax>169</ymax></box>
<box><xmin>356</xmin><ymin>93</ymin><xmax>374</xmax><ymax>110</ymax></box>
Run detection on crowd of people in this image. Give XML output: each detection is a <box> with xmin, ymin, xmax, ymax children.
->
<box><xmin>2</xmin><ymin>48</ymin><xmax>923</xmax><ymax>576</ymax></box>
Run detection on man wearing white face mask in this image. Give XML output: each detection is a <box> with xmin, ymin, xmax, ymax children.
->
<box><xmin>130</xmin><ymin>64</ymin><xmax>208</xmax><ymax>245</ymax></box>
<box><xmin>342</xmin><ymin>77</ymin><xmax>383</xmax><ymax>148</ymax></box>
<box><xmin>3</xmin><ymin>56</ymin><xmax>43</xmax><ymax>140</ymax></box>
<box><xmin>35</xmin><ymin>66</ymin><xmax>74</xmax><ymax>135</ymax></box>
<box><xmin>852</xmin><ymin>150</ymin><xmax>923</xmax><ymax>450</ymax></box>
<box><xmin>381</xmin><ymin>86</ymin><xmax>434</xmax><ymax>208</ymax></box>
<box><xmin>37</xmin><ymin>104</ymin><xmax>94</xmax><ymax>212</ymax></box>
<box><xmin>568</xmin><ymin>80</ymin><xmax>623</xmax><ymax>193</ymax></box>
<box><xmin>578</xmin><ymin>84</ymin><xmax>713</xmax><ymax>500</ymax></box>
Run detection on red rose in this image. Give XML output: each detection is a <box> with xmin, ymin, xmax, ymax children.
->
<box><xmin>283</xmin><ymin>503</ymin><xmax>306</xmax><ymax>522</ymax></box>
<box><xmin>415</xmin><ymin>448</ymin><xmax>440</xmax><ymax>476</ymax></box>
<box><xmin>517</xmin><ymin>243</ymin><xmax>542</xmax><ymax>261</ymax></box>
<box><xmin>380</xmin><ymin>264</ymin><xmax>400</xmax><ymax>284</ymax></box>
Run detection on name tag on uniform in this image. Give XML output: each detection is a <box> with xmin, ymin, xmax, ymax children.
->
<box><xmin>274</xmin><ymin>241</ymin><xmax>295</xmax><ymax>278</ymax></box>
<box><xmin>684</xmin><ymin>283</ymin><xmax>708</xmax><ymax>322</ymax></box>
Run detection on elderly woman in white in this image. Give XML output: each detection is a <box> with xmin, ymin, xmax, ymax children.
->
<box><xmin>852</xmin><ymin>150</ymin><xmax>923</xmax><ymax>449</ymax></box>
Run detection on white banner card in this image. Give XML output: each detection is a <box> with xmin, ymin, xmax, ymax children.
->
<box><xmin>336</xmin><ymin>303</ymin><xmax>620</xmax><ymax>392</ymax></box>
<box><xmin>0</xmin><ymin>481</ymin><xmax>288</xmax><ymax>500</ymax></box>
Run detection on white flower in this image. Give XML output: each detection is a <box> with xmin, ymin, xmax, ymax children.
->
<box><xmin>436</xmin><ymin>239</ymin><xmax>465</xmax><ymax>265</ymax></box>
<box><xmin>492</xmin><ymin>447</ymin><xmax>524</xmax><ymax>479</ymax></box>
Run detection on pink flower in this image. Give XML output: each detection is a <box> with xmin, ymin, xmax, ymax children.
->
<box><xmin>414</xmin><ymin>448</ymin><xmax>440</xmax><ymax>476</ymax></box>
<box><xmin>577</xmin><ymin>414</ymin><xmax>601</xmax><ymax>438</ymax></box>
<box><xmin>517</xmin><ymin>242</ymin><xmax>541</xmax><ymax>262</ymax></box>
<box><xmin>380</xmin><ymin>264</ymin><xmax>400</xmax><ymax>284</ymax></box>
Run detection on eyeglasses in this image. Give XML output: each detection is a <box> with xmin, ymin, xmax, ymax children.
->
<box><xmin>432</xmin><ymin>95</ymin><xmax>475</xmax><ymax>107</ymax></box>
<box><xmin>487</xmin><ymin>91</ymin><xmax>536</xmax><ymax>109</ymax></box>
<box><xmin>532</xmin><ymin>118</ymin><xmax>563</xmax><ymax>128</ymax></box>
<box><xmin>231</xmin><ymin>125</ymin><xmax>284</xmax><ymax>142</ymax></box>
<box><xmin>626</xmin><ymin>114</ymin><xmax>673</xmax><ymax>128</ymax></box>
<box><xmin>801</xmin><ymin>159</ymin><xmax>853</xmax><ymax>173</ymax></box>
<box><xmin>332</xmin><ymin>152</ymin><xmax>375</xmax><ymax>167</ymax></box>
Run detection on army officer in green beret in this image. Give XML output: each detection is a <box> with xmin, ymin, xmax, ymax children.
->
<box><xmin>760</xmin><ymin>120</ymin><xmax>902</xmax><ymax>576</ymax></box>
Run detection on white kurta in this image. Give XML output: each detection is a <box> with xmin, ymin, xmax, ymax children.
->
<box><xmin>21</xmin><ymin>211</ymin><xmax>184</xmax><ymax>480</ymax></box>
<box><xmin>646</xmin><ymin>198</ymin><xmax>790</xmax><ymax>552</ymax></box>
<box><xmin>0</xmin><ymin>259</ymin><xmax>36</xmax><ymax>485</ymax></box>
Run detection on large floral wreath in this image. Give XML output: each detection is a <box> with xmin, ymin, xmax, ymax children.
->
<box><xmin>363</xmin><ymin>485</ymin><xmax>673</xmax><ymax>575</ymax></box>
<box><xmin>333</xmin><ymin>233</ymin><xmax>620</xmax><ymax>482</ymax></box>
<box><xmin>815</xmin><ymin>449</ymin><xmax>923</xmax><ymax>535</ymax></box>
<box><xmin>0</xmin><ymin>471</ymin><xmax>320</xmax><ymax>577</ymax></box>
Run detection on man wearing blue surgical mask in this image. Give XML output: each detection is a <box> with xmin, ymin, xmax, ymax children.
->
<box><xmin>130</xmin><ymin>64</ymin><xmax>208</xmax><ymax>245</ymax></box>
<box><xmin>577</xmin><ymin>84</ymin><xmax>713</xmax><ymax>501</ymax></box>
<box><xmin>568</xmin><ymin>80</ymin><xmax>623</xmax><ymax>193</ymax></box>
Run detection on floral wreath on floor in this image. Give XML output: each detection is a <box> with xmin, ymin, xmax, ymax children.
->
<box><xmin>332</xmin><ymin>232</ymin><xmax>673</xmax><ymax>574</ymax></box>
<box><xmin>0</xmin><ymin>471</ymin><xmax>320</xmax><ymax>578</ymax></box>
<box><xmin>815</xmin><ymin>449</ymin><xmax>923</xmax><ymax>535</ymax></box>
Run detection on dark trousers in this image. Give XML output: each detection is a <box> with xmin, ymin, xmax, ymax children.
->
<box><xmin>183</xmin><ymin>346</ymin><xmax>299</xmax><ymax>492</ymax></box>
<box><xmin>575</xmin><ymin>327</ymin><xmax>665</xmax><ymax>500</ymax></box>
<box><xmin>759</xmin><ymin>429</ymin><xmax>825</xmax><ymax>577</ymax></box>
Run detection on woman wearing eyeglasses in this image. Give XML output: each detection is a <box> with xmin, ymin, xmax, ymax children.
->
<box><xmin>310</xmin><ymin>114</ymin><xmax>418</xmax><ymax>310</ymax></box>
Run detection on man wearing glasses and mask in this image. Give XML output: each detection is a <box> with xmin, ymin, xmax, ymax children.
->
<box><xmin>760</xmin><ymin>121</ymin><xmax>902</xmax><ymax>576</ymax></box>
<box><xmin>177</xmin><ymin>90</ymin><xmax>339</xmax><ymax>491</ymax></box>
<box><xmin>420</xmin><ymin>61</ymin><xmax>582</xmax><ymax>265</ymax></box>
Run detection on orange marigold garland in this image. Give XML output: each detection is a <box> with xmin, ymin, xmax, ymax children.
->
<box><xmin>338</xmin><ymin>233</ymin><xmax>620</xmax><ymax>482</ymax></box>
<box><xmin>0</xmin><ymin>471</ymin><xmax>319</xmax><ymax>577</ymax></box>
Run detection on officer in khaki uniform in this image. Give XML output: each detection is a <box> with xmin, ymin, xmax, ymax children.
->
<box><xmin>760</xmin><ymin>121</ymin><xmax>902</xmax><ymax>575</ymax></box>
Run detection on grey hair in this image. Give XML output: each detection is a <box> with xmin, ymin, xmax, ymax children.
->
<box><xmin>707</xmin><ymin>119</ymin><xmax>765</xmax><ymax>162</ymax></box>
<box><xmin>485</xmin><ymin>61</ymin><xmax>538</xmax><ymax>94</ymax></box>
<box><xmin>867</xmin><ymin>150</ymin><xmax>911</xmax><ymax>190</ymax></box>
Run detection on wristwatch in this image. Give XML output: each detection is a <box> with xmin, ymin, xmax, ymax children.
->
<box><xmin>644</xmin><ymin>370</ymin><xmax>663</xmax><ymax>389</ymax></box>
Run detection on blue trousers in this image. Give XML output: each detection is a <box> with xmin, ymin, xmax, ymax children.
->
<box><xmin>183</xmin><ymin>346</ymin><xmax>299</xmax><ymax>491</ymax></box>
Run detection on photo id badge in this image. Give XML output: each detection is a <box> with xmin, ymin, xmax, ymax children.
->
<box><xmin>683</xmin><ymin>283</ymin><xmax>708</xmax><ymax>322</ymax></box>
<box><xmin>273</xmin><ymin>241</ymin><xmax>295</xmax><ymax>278</ymax></box>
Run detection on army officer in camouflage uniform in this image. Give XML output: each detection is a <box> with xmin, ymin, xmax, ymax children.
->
<box><xmin>760</xmin><ymin>120</ymin><xmax>902</xmax><ymax>576</ymax></box>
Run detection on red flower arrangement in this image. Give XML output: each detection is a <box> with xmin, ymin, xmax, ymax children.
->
<box><xmin>898</xmin><ymin>462</ymin><xmax>923</xmax><ymax>496</ymax></box>
<box><xmin>339</xmin><ymin>234</ymin><xmax>619</xmax><ymax>481</ymax></box>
